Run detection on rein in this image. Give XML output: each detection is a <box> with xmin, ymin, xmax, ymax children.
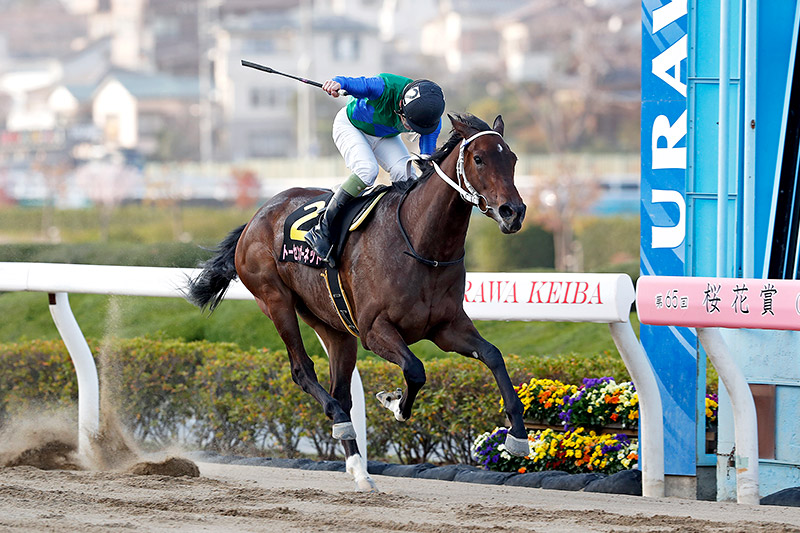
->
<box><xmin>396</xmin><ymin>183</ymin><xmax>465</xmax><ymax>267</ymax></box>
<box><xmin>396</xmin><ymin>128</ymin><xmax>501</xmax><ymax>268</ymax></box>
<box><xmin>432</xmin><ymin>129</ymin><xmax>502</xmax><ymax>213</ymax></box>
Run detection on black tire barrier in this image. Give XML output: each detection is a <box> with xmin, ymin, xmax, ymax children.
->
<box><xmin>301</xmin><ymin>460</ymin><xmax>346</xmax><ymax>472</ymax></box>
<box><xmin>190</xmin><ymin>452</ymin><xmax>654</xmax><ymax>496</ymax></box>
<box><xmin>379</xmin><ymin>463</ymin><xmax>435</xmax><ymax>478</ymax></box>
<box><xmin>503</xmin><ymin>470</ymin><xmax>569</xmax><ymax>488</ymax></box>
<box><xmin>230</xmin><ymin>457</ymin><xmax>275</xmax><ymax>467</ymax></box>
<box><xmin>761</xmin><ymin>487</ymin><xmax>800</xmax><ymax>507</ymax></box>
<box><xmin>453</xmin><ymin>469</ymin><xmax>517</xmax><ymax>485</ymax></box>
<box><xmin>260</xmin><ymin>458</ymin><xmax>314</xmax><ymax>469</ymax></box>
<box><xmin>540</xmin><ymin>472</ymin><xmax>606</xmax><ymax>491</ymax></box>
<box><xmin>417</xmin><ymin>464</ymin><xmax>479</xmax><ymax>481</ymax></box>
<box><xmin>584</xmin><ymin>469</ymin><xmax>642</xmax><ymax>496</ymax></box>
<box><xmin>366</xmin><ymin>461</ymin><xmax>391</xmax><ymax>475</ymax></box>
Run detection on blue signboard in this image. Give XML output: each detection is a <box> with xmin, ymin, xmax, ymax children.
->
<box><xmin>641</xmin><ymin>0</ymin><xmax>697</xmax><ymax>476</ymax></box>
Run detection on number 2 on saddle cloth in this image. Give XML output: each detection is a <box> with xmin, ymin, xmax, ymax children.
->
<box><xmin>280</xmin><ymin>185</ymin><xmax>390</xmax><ymax>336</ymax></box>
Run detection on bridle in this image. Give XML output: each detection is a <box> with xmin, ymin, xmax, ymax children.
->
<box><xmin>432</xmin><ymin>129</ymin><xmax>503</xmax><ymax>214</ymax></box>
<box><xmin>396</xmin><ymin>128</ymin><xmax>504</xmax><ymax>268</ymax></box>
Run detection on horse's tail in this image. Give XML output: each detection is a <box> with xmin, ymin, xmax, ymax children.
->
<box><xmin>184</xmin><ymin>223</ymin><xmax>246</xmax><ymax>313</ymax></box>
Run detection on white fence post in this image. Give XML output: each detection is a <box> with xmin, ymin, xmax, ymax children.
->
<box><xmin>608</xmin><ymin>321</ymin><xmax>665</xmax><ymax>498</ymax></box>
<box><xmin>696</xmin><ymin>328</ymin><xmax>759</xmax><ymax>505</ymax></box>
<box><xmin>47</xmin><ymin>292</ymin><xmax>99</xmax><ymax>458</ymax></box>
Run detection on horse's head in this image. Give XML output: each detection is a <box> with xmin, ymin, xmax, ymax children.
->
<box><xmin>449</xmin><ymin>114</ymin><xmax>526</xmax><ymax>233</ymax></box>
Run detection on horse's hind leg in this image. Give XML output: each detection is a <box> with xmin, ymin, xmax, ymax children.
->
<box><xmin>297</xmin><ymin>305</ymin><xmax>377</xmax><ymax>492</ymax></box>
<box><xmin>253</xmin><ymin>292</ymin><xmax>352</xmax><ymax>431</ymax></box>
<box><xmin>431</xmin><ymin>315</ymin><xmax>530</xmax><ymax>457</ymax></box>
<box><xmin>362</xmin><ymin>319</ymin><xmax>426</xmax><ymax>422</ymax></box>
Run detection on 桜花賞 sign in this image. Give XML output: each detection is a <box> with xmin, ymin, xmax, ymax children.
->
<box><xmin>637</xmin><ymin>276</ymin><xmax>800</xmax><ymax>330</ymax></box>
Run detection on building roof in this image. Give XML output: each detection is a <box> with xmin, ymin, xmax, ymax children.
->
<box><xmin>224</xmin><ymin>11</ymin><xmax>374</xmax><ymax>33</ymax></box>
<box><xmin>105</xmin><ymin>69</ymin><xmax>200</xmax><ymax>100</ymax></box>
<box><xmin>62</xmin><ymin>83</ymin><xmax>95</xmax><ymax>103</ymax></box>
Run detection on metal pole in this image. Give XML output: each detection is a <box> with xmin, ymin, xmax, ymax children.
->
<box><xmin>742</xmin><ymin>0</ymin><xmax>758</xmax><ymax>278</ymax></box>
<box><xmin>717</xmin><ymin>0</ymin><xmax>731</xmax><ymax>278</ymax></box>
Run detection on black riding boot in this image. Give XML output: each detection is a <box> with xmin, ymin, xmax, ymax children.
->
<box><xmin>304</xmin><ymin>187</ymin><xmax>355</xmax><ymax>266</ymax></box>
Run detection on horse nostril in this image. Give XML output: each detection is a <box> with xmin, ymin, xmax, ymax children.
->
<box><xmin>499</xmin><ymin>204</ymin><xmax>514</xmax><ymax>220</ymax></box>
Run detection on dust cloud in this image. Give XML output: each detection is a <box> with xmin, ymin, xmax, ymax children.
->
<box><xmin>1</xmin><ymin>296</ymin><xmax>198</xmax><ymax>477</ymax></box>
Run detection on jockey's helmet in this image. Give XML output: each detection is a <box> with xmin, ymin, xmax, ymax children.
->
<box><xmin>400</xmin><ymin>80</ymin><xmax>445</xmax><ymax>135</ymax></box>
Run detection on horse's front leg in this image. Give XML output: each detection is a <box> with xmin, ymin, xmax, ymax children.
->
<box><xmin>431</xmin><ymin>315</ymin><xmax>530</xmax><ymax>457</ymax></box>
<box><xmin>362</xmin><ymin>319</ymin><xmax>426</xmax><ymax>422</ymax></box>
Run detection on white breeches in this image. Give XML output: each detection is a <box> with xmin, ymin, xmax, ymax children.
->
<box><xmin>332</xmin><ymin>107</ymin><xmax>416</xmax><ymax>186</ymax></box>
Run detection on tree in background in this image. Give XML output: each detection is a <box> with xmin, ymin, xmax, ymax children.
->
<box><xmin>528</xmin><ymin>165</ymin><xmax>600</xmax><ymax>273</ymax></box>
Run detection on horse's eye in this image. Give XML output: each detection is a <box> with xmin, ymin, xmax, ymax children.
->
<box><xmin>473</xmin><ymin>155</ymin><xmax>483</xmax><ymax>165</ymax></box>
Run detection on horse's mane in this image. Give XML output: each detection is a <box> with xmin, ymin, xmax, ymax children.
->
<box><xmin>413</xmin><ymin>113</ymin><xmax>492</xmax><ymax>182</ymax></box>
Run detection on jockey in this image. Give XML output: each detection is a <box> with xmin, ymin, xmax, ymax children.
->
<box><xmin>304</xmin><ymin>73</ymin><xmax>446</xmax><ymax>265</ymax></box>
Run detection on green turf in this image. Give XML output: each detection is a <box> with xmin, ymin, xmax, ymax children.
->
<box><xmin>0</xmin><ymin>291</ymin><xmax>636</xmax><ymax>361</ymax></box>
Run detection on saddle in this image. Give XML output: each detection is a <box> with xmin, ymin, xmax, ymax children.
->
<box><xmin>280</xmin><ymin>184</ymin><xmax>392</xmax><ymax>337</ymax></box>
<box><xmin>280</xmin><ymin>184</ymin><xmax>391</xmax><ymax>268</ymax></box>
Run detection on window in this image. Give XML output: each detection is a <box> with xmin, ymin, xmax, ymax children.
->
<box><xmin>332</xmin><ymin>34</ymin><xmax>360</xmax><ymax>61</ymax></box>
<box><xmin>243</xmin><ymin>39</ymin><xmax>275</xmax><ymax>54</ymax></box>
<box><xmin>249</xmin><ymin>87</ymin><xmax>285</xmax><ymax>109</ymax></box>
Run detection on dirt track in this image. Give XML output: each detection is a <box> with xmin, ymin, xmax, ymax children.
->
<box><xmin>1</xmin><ymin>461</ymin><xmax>800</xmax><ymax>532</ymax></box>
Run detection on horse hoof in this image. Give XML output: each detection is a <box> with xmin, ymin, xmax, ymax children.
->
<box><xmin>505</xmin><ymin>433</ymin><xmax>530</xmax><ymax>457</ymax></box>
<box><xmin>332</xmin><ymin>422</ymin><xmax>357</xmax><ymax>440</ymax></box>
<box><xmin>376</xmin><ymin>389</ymin><xmax>406</xmax><ymax>421</ymax></box>
<box><xmin>347</xmin><ymin>454</ymin><xmax>378</xmax><ymax>492</ymax></box>
<box><xmin>355</xmin><ymin>477</ymin><xmax>379</xmax><ymax>492</ymax></box>
<box><xmin>376</xmin><ymin>388</ymin><xmax>402</xmax><ymax>404</ymax></box>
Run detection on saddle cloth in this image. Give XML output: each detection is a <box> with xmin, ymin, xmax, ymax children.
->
<box><xmin>280</xmin><ymin>184</ymin><xmax>390</xmax><ymax>268</ymax></box>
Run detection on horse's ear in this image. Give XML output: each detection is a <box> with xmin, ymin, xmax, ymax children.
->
<box><xmin>448</xmin><ymin>113</ymin><xmax>473</xmax><ymax>139</ymax></box>
<box><xmin>492</xmin><ymin>115</ymin><xmax>505</xmax><ymax>136</ymax></box>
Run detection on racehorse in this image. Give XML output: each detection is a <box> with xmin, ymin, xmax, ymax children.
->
<box><xmin>185</xmin><ymin>113</ymin><xmax>528</xmax><ymax>491</ymax></box>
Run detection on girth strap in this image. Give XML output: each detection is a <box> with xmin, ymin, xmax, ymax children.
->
<box><xmin>321</xmin><ymin>267</ymin><xmax>359</xmax><ymax>337</ymax></box>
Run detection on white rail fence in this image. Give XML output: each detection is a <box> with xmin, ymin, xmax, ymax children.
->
<box><xmin>0</xmin><ymin>262</ymin><xmax>664</xmax><ymax>497</ymax></box>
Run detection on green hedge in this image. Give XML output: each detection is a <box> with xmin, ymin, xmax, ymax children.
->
<box><xmin>0</xmin><ymin>242</ymin><xmax>210</xmax><ymax>268</ymax></box>
<box><xmin>466</xmin><ymin>215</ymin><xmax>555</xmax><ymax>271</ymax></box>
<box><xmin>0</xmin><ymin>338</ymin><xmax>631</xmax><ymax>464</ymax></box>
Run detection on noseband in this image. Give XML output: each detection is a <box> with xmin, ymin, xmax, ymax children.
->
<box><xmin>432</xmin><ymin>130</ymin><xmax>503</xmax><ymax>213</ymax></box>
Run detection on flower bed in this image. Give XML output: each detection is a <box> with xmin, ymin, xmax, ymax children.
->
<box><xmin>472</xmin><ymin>426</ymin><xmax>638</xmax><ymax>475</ymax></box>
<box><xmin>508</xmin><ymin>377</ymin><xmax>718</xmax><ymax>433</ymax></box>
<box><xmin>508</xmin><ymin>377</ymin><xmax>639</xmax><ymax>431</ymax></box>
<box><xmin>478</xmin><ymin>377</ymin><xmax>720</xmax><ymax>474</ymax></box>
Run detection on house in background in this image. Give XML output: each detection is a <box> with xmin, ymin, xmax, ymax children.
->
<box><xmin>420</xmin><ymin>0</ymin><xmax>520</xmax><ymax>78</ymax></box>
<box><xmin>49</xmin><ymin>84</ymin><xmax>95</xmax><ymax>126</ymax></box>
<box><xmin>92</xmin><ymin>69</ymin><xmax>200</xmax><ymax>160</ymax></box>
<box><xmin>215</xmin><ymin>4</ymin><xmax>381</xmax><ymax>160</ymax></box>
<box><xmin>499</xmin><ymin>0</ymin><xmax>640</xmax><ymax>86</ymax></box>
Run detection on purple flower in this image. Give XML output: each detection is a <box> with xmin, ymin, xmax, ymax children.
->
<box><xmin>582</xmin><ymin>377</ymin><xmax>613</xmax><ymax>388</ymax></box>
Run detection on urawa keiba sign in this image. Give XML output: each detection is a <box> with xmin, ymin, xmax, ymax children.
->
<box><xmin>462</xmin><ymin>273</ymin><xmax>635</xmax><ymax>324</ymax></box>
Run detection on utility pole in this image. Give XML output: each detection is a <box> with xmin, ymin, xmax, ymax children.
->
<box><xmin>198</xmin><ymin>0</ymin><xmax>218</xmax><ymax>164</ymax></box>
<box><xmin>297</xmin><ymin>0</ymin><xmax>316</xmax><ymax>159</ymax></box>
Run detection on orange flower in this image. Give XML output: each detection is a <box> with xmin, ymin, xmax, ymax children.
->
<box><xmin>518</xmin><ymin>467</ymin><xmax>527</xmax><ymax>474</ymax></box>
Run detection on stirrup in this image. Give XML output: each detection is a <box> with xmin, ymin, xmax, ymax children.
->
<box><xmin>305</xmin><ymin>227</ymin><xmax>334</xmax><ymax>264</ymax></box>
